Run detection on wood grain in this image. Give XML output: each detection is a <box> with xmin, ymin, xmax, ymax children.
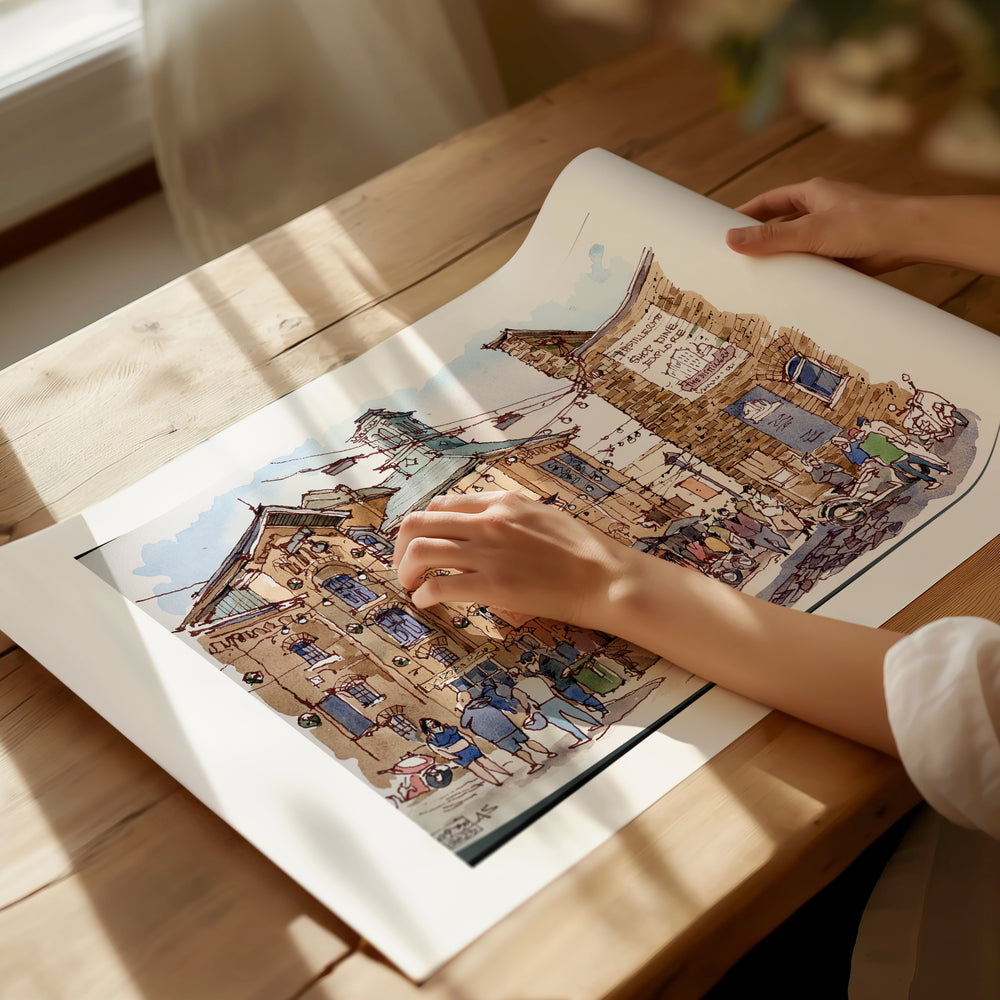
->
<box><xmin>0</xmin><ymin>646</ymin><xmax>357</xmax><ymax>998</ymax></box>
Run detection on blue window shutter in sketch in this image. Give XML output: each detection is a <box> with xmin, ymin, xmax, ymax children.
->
<box><xmin>317</xmin><ymin>692</ymin><xmax>374</xmax><ymax>737</ymax></box>
<box><xmin>290</xmin><ymin>639</ymin><xmax>328</xmax><ymax>665</ymax></box>
<box><xmin>430</xmin><ymin>647</ymin><xmax>460</xmax><ymax>666</ymax></box>
<box><xmin>322</xmin><ymin>573</ymin><xmax>378</xmax><ymax>608</ymax></box>
<box><xmin>385</xmin><ymin>712</ymin><xmax>420</xmax><ymax>741</ymax></box>
<box><xmin>374</xmin><ymin>608</ymin><xmax>432</xmax><ymax>646</ymax></box>
<box><xmin>555</xmin><ymin>452</ymin><xmax>620</xmax><ymax>491</ymax></box>
<box><xmin>786</xmin><ymin>355</ymin><xmax>845</xmax><ymax>400</ymax></box>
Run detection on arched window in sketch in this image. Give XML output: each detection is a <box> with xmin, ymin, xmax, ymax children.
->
<box><xmin>346</xmin><ymin>527</ymin><xmax>394</xmax><ymax>561</ymax></box>
<box><xmin>430</xmin><ymin>646</ymin><xmax>460</xmax><ymax>666</ymax></box>
<box><xmin>288</xmin><ymin>635</ymin><xmax>329</xmax><ymax>665</ymax></box>
<box><xmin>336</xmin><ymin>674</ymin><xmax>384</xmax><ymax>708</ymax></box>
<box><xmin>322</xmin><ymin>572</ymin><xmax>378</xmax><ymax>609</ymax></box>
<box><xmin>784</xmin><ymin>355</ymin><xmax>847</xmax><ymax>404</ymax></box>
<box><xmin>377</xmin><ymin>706</ymin><xmax>421</xmax><ymax>741</ymax></box>
<box><xmin>373</xmin><ymin>607</ymin><xmax>433</xmax><ymax>646</ymax></box>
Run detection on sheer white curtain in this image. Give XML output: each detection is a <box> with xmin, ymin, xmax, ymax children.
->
<box><xmin>142</xmin><ymin>0</ymin><xmax>506</xmax><ymax>260</ymax></box>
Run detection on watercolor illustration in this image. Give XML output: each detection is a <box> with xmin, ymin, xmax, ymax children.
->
<box><xmin>81</xmin><ymin>246</ymin><xmax>979</xmax><ymax>864</ymax></box>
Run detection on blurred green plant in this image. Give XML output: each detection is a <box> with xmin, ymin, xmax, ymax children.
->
<box><xmin>679</xmin><ymin>0</ymin><xmax>1000</xmax><ymax>175</ymax></box>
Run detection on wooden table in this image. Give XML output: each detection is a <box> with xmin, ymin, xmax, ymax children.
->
<box><xmin>3</xmin><ymin>38</ymin><xmax>1000</xmax><ymax>1000</ymax></box>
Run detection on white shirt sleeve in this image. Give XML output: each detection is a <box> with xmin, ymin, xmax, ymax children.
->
<box><xmin>884</xmin><ymin>617</ymin><xmax>1000</xmax><ymax>837</ymax></box>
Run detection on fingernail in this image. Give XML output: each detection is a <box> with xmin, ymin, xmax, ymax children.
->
<box><xmin>727</xmin><ymin>227</ymin><xmax>750</xmax><ymax>247</ymax></box>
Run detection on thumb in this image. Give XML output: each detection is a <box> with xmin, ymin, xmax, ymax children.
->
<box><xmin>726</xmin><ymin>215</ymin><xmax>820</xmax><ymax>257</ymax></box>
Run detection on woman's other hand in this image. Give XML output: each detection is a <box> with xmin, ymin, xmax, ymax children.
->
<box><xmin>726</xmin><ymin>177</ymin><xmax>914</xmax><ymax>274</ymax></box>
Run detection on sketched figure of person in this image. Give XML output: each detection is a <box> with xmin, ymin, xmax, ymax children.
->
<box><xmin>537</xmin><ymin>652</ymin><xmax>609</xmax><ymax>716</ymax></box>
<box><xmin>844</xmin><ymin>418</ymin><xmax>950</xmax><ymax>489</ymax></box>
<box><xmin>479</xmin><ymin>676</ymin><xmax>520</xmax><ymax>714</ymax></box>
<box><xmin>894</xmin><ymin>373</ymin><xmax>968</xmax><ymax>444</ymax></box>
<box><xmin>796</xmin><ymin>451</ymin><xmax>855</xmax><ymax>490</ymax></box>
<box><xmin>508</xmin><ymin>662</ymin><xmax>602</xmax><ymax>748</ymax></box>
<box><xmin>419</xmin><ymin>718</ymin><xmax>510</xmax><ymax>786</ymax></box>
<box><xmin>456</xmin><ymin>690</ymin><xmax>555</xmax><ymax>773</ymax></box>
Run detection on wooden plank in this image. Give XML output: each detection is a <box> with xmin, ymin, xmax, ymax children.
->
<box><xmin>292</xmin><ymin>53</ymin><xmax>998</xmax><ymax>1000</ymax></box>
<box><xmin>0</xmin><ymin>649</ymin><xmax>172</xmax><ymax>908</ymax></box>
<box><xmin>2</xmin><ymin>46</ymin><xmax>990</xmax><ymax>545</ymax></box>
<box><xmin>0</xmin><ymin>647</ymin><xmax>358</xmax><ymax>997</ymax></box>
<box><xmin>2</xmin><ymin>35</ymin><xmax>997</xmax><ymax>1000</ymax></box>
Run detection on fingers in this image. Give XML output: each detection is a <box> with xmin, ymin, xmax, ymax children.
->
<box><xmin>735</xmin><ymin>182</ymin><xmax>813</xmax><ymax>221</ymax></box>
<box><xmin>395</xmin><ymin>537</ymin><xmax>476</xmax><ymax>591</ymax></box>
<box><xmin>393</xmin><ymin>491</ymin><xmax>543</xmax><ymax>609</ymax></box>
<box><xmin>425</xmin><ymin>492</ymin><xmax>499</xmax><ymax>514</ymax></box>
<box><xmin>393</xmin><ymin>491</ymin><xmax>529</xmax><ymax>569</ymax></box>
<box><xmin>726</xmin><ymin>214</ymin><xmax>821</xmax><ymax>257</ymax></box>
<box><xmin>392</xmin><ymin>509</ymin><xmax>474</xmax><ymax>569</ymax></box>
<box><xmin>410</xmin><ymin>569</ymin><xmax>484</xmax><ymax>609</ymax></box>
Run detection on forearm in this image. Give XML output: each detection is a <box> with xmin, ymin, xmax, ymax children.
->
<box><xmin>591</xmin><ymin>550</ymin><xmax>902</xmax><ymax>756</ymax></box>
<box><xmin>892</xmin><ymin>196</ymin><xmax>1000</xmax><ymax>276</ymax></box>
<box><xmin>396</xmin><ymin>493</ymin><xmax>903</xmax><ymax>755</ymax></box>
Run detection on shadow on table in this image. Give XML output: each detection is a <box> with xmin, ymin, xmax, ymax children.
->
<box><xmin>0</xmin><ymin>439</ymin><xmax>358</xmax><ymax>999</ymax></box>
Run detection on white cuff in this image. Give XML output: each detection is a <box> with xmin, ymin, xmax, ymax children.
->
<box><xmin>884</xmin><ymin>617</ymin><xmax>1000</xmax><ymax>838</ymax></box>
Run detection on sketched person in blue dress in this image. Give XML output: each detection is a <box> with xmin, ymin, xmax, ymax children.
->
<box><xmin>419</xmin><ymin>718</ymin><xmax>510</xmax><ymax>786</ymax></box>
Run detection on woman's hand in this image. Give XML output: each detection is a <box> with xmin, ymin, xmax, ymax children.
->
<box><xmin>394</xmin><ymin>492</ymin><xmax>901</xmax><ymax>755</ymax></box>
<box><xmin>392</xmin><ymin>491</ymin><xmax>633</xmax><ymax>628</ymax></box>
<box><xmin>726</xmin><ymin>177</ymin><xmax>915</xmax><ymax>274</ymax></box>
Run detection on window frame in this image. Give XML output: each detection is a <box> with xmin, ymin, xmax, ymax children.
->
<box><xmin>0</xmin><ymin>0</ymin><xmax>150</xmax><ymax>232</ymax></box>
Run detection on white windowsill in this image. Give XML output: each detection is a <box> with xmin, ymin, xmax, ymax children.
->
<box><xmin>0</xmin><ymin>0</ymin><xmax>151</xmax><ymax>232</ymax></box>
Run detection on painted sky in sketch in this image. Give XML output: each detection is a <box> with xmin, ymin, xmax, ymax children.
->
<box><xmin>126</xmin><ymin>241</ymin><xmax>643</xmax><ymax>623</ymax></box>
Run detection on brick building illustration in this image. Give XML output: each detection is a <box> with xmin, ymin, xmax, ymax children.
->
<box><xmin>486</xmin><ymin>250</ymin><xmax>977</xmax><ymax>606</ymax></box>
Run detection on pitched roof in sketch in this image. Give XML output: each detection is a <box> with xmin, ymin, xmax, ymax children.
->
<box><xmin>571</xmin><ymin>247</ymin><xmax>654</xmax><ymax>357</ymax></box>
<box><xmin>379</xmin><ymin>430</ymin><xmax>572</xmax><ymax>529</ymax></box>
<box><xmin>183</xmin><ymin>408</ymin><xmax>577</xmax><ymax>629</ymax></box>
<box><xmin>181</xmin><ymin>505</ymin><xmax>350</xmax><ymax>631</ymax></box>
<box><xmin>300</xmin><ymin>484</ymin><xmax>394</xmax><ymax>524</ymax></box>
<box><xmin>486</xmin><ymin>327</ymin><xmax>595</xmax><ymax>354</ymax></box>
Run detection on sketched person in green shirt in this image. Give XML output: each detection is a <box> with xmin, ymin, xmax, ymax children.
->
<box><xmin>845</xmin><ymin>417</ymin><xmax>951</xmax><ymax>489</ymax></box>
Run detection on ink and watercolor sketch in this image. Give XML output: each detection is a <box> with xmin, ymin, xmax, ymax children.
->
<box><xmin>82</xmin><ymin>246</ymin><xmax>979</xmax><ymax>864</ymax></box>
